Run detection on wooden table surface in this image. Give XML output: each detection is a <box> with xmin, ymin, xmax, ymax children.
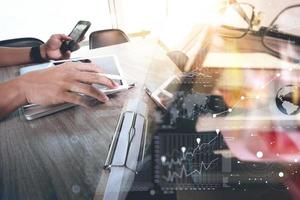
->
<box><xmin>0</xmin><ymin>40</ymin><xmax>180</xmax><ymax>200</ymax></box>
<box><xmin>0</xmin><ymin>32</ymin><xmax>284</xmax><ymax>200</ymax></box>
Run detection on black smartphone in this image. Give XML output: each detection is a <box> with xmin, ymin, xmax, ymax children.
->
<box><xmin>60</xmin><ymin>20</ymin><xmax>91</xmax><ymax>52</ymax></box>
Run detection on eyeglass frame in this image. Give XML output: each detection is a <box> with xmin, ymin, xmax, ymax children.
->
<box><xmin>219</xmin><ymin>3</ymin><xmax>300</xmax><ymax>63</ymax></box>
<box><xmin>218</xmin><ymin>2</ymin><xmax>255</xmax><ymax>39</ymax></box>
<box><xmin>261</xmin><ymin>4</ymin><xmax>300</xmax><ymax>63</ymax></box>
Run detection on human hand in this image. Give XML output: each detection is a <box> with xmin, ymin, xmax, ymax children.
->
<box><xmin>40</xmin><ymin>34</ymin><xmax>74</xmax><ymax>61</ymax></box>
<box><xmin>17</xmin><ymin>62</ymin><xmax>119</xmax><ymax>107</ymax></box>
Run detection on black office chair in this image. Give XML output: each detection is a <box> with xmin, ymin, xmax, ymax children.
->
<box><xmin>89</xmin><ymin>29</ymin><xmax>129</xmax><ymax>49</ymax></box>
<box><xmin>0</xmin><ymin>37</ymin><xmax>44</xmax><ymax>48</ymax></box>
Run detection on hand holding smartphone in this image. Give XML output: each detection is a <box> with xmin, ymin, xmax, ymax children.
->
<box><xmin>60</xmin><ymin>20</ymin><xmax>91</xmax><ymax>52</ymax></box>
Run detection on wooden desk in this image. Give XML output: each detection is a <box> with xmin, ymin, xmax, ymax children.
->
<box><xmin>0</xmin><ymin>41</ymin><xmax>180</xmax><ymax>200</ymax></box>
<box><xmin>1</xmin><ymin>32</ymin><xmax>287</xmax><ymax>200</ymax></box>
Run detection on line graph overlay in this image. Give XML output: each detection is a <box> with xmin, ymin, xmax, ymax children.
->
<box><xmin>154</xmin><ymin>131</ymin><xmax>222</xmax><ymax>190</ymax></box>
<box><xmin>213</xmin><ymin>72</ymin><xmax>281</xmax><ymax>118</ymax></box>
<box><xmin>162</xmin><ymin>158</ymin><xmax>219</xmax><ymax>182</ymax></box>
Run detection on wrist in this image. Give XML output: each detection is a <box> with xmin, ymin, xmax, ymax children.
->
<box><xmin>0</xmin><ymin>79</ymin><xmax>28</xmax><ymax>118</ymax></box>
<box><xmin>12</xmin><ymin>77</ymin><xmax>28</xmax><ymax>105</ymax></box>
<box><xmin>30</xmin><ymin>45</ymin><xmax>48</xmax><ymax>63</ymax></box>
<box><xmin>39</xmin><ymin>45</ymin><xmax>48</xmax><ymax>61</ymax></box>
<box><xmin>7</xmin><ymin>78</ymin><xmax>28</xmax><ymax>106</ymax></box>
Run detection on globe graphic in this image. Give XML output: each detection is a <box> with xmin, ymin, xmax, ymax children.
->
<box><xmin>275</xmin><ymin>85</ymin><xmax>300</xmax><ymax>115</ymax></box>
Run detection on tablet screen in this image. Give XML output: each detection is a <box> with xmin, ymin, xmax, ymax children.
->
<box><xmin>80</xmin><ymin>56</ymin><xmax>124</xmax><ymax>88</ymax></box>
<box><xmin>88</xmin><ymin>56</ymin><xmax>121</xmax><ymax>76</ymax></box>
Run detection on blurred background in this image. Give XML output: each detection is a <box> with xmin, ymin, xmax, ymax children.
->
<box><xmin>1</xmin><ymin>0</ymin><xmax>300</xmax><ymax>43</ymax></box>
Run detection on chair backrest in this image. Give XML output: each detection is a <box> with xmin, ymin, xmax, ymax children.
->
<box><xmin>89</xmin><ymin>29</ymin><xmax>129</xmax><ymax>49</ymax></box>
<box><xmin>0</xmin><ymin>37</ymin><xmax>44</xmax><ymax>48</ymax></box>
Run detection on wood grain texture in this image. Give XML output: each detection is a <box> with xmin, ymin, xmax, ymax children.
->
<box><xmin>0</xmin><ymin>41</ymin><xmax>179</xmax><ymax>200</ymax></box>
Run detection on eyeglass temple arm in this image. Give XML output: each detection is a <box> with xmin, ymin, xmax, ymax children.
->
<box><xmin>234</xmin><ymin>4</ymin><xmax>251</xmax><ymax>25</ymax></box>
<box><xmin>258</xmin><ymin>26</ymin><xmax>300</xmax><ymax>45</ymax></box>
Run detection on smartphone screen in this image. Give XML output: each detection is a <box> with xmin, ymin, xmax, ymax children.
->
<box><xmin>61</xmin><ymin>20</ymin><xmax>91</xmax><ymax>52</ymax></box>
<box><xmin>69</xmin><ymin>23</ymin><xmax>89</xmax><ymax>42</ymax></box>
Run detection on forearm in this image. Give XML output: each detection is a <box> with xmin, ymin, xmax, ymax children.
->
<box><xmin>0</xmin><ymin>47</ymin><xmax>33</xmax><ymax>67</ymax></box>
<box><xmin>0</xmin><ymin>78</ymin><xmax>27</xmax><ymax>119</ymax></box>
<box><xmin>0</xmin><ymin>45</ymin><xmax>49</xmax><ymax>67</ymax></box>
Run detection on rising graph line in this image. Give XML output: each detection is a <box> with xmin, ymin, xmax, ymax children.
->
<box><xmin>213</xmin><ymin>96</ymin><xmax>260</xmax><ymax>117</ymax></box>
<box><xmin>156</xmin><ymin>132</ymin><xmax>222</xmax><ymax>187</ymax></box>
<box><xmin>161</xmin><ymin>133</ymin><xmax>219</xmax><ymax>169</ymax></box>
<box><xmin>162</xmin><ymin>158</ymin><xmax>219</xmax><ymax>182</ymax></box>
<box><xmin>159</xmin><ymin>132</ymin><xmax>220</xmax><ymax>183</ymax></box>
<box><xmin>213</xmin><ymin>73</ymin><xmax>281</xmax><ymax>118</ymax></box>
<box><xmin>261</xmin><ymin>73</ymin><xmax>281</xmax><ymax>89</ymax></box>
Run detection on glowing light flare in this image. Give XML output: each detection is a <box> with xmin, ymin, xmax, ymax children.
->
<box><xmin>120</xmin><ymin>0</ymin><xmax>168</xmax><ymax>32</ymax></box>
<box><xmin>218</xmin><ymin>6</ymin><xmax>248</xmax><ymax>28</ymax></box>
<box><xmin>157</xmin><ymin>0</ymin><xmax>224</xmax><ymax>49</ymax></box>
<box><xmin>256</xmin><ymin>151</ymin><xmax>263</xmax><ymax>158</ymax></box>
<box><xmin>166</xmin><ymin>0</ymin><xmax>223</xmax><ymax>25</ymax></box>
<box><xmin>279</xmin><ymin>172</ymin><xmax>284</xmax><ymax>178</ymax></box>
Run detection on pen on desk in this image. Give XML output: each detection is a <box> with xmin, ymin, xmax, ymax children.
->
<box><xmin>103</xmin><ymin>99</ymin><xmax>148</xmax><ymax>200</ymax></box>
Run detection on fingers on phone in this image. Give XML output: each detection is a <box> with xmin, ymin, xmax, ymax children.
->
<box><xmin>69</xmin><ymin>83</ymin><xmax>109</xmax><ymax>102</ymax></box>
<box><xmin>52</xmin><ymin>34</ymin><xmax>71</xmax><ymax>41</ymax></box>
<box><xmin>62</xmin><ymin>51</ymin><xmax>71</xmax><ymax>59</ymax></box>
<box><xmin>61</xmin><ymin>34</ymin><xmax>72</xmax><ymax>41</ymax></box>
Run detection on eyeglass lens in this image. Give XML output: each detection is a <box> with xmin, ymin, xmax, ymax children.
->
<box><xmin>218</xmin><ymin>3</ymin><xmax>254</xmax><ymax>38</ymax></box>
<box><xmin>262</xmin><ymin>6</ymin><xmax>300</xmax><ymax>61</ymax></box>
